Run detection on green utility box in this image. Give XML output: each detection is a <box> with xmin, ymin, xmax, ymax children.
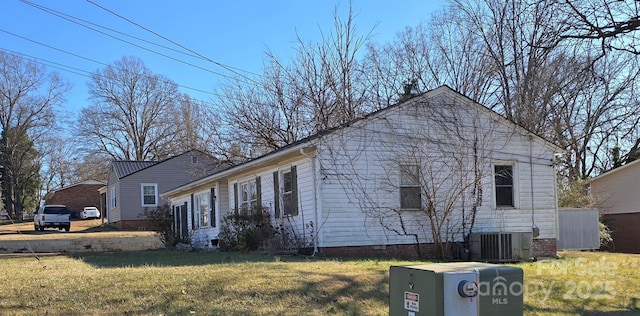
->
<box><xmin>389</xmin><ymin>262</ymin><xmax>523</xmax><ymax>316</ymax></box>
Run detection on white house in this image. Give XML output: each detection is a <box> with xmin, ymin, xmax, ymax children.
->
<box><xmin>162</xmin><ymin>86</ymin><xmax>560</xmax><ymax>259</ymax></box>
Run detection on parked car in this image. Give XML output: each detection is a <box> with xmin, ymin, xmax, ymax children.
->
<box><xmin>34</xmin><ymin>205</ymin><xmax>71</xmax><ymax>232</ymax></box>
<box><xmin>79</xmin><ymin>206</ymin><xmax>100</xmax><ymax>220</ymax></box>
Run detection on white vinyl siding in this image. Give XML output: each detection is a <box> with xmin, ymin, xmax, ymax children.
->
<box><xmin>163</xmin><ymin>87</ymin><xmax>560</xmax><ymax>251</ymax></box>
<box><xmin>315</xmin><ymin>91</ymin><xmax>558</xmax><ymax>248</ymax></box>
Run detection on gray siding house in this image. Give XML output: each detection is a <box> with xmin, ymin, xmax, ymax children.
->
<box><xmin>106</xmin><ymin>150</ymin><xmax>222</xmax><ymax>230</ymax></box>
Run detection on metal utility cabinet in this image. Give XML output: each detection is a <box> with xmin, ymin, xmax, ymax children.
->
<box><xmin>389</xmin><ymin>262</ymin><xmax>523</xmax><ymax>316</ymax></box>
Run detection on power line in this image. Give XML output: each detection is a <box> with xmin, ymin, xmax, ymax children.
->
<box><xmin>85</xmin><ymin>0</ymin><xmax>263</xmax><ymax>84</ymax></box>
<box><xmin>16</xmin><ymin>0</ymin><xmax>258</xmax><ymax>86</ymax></box>
<box><xmin>19</xmin><ymin>0</ymin><xmax>204</xmax><ymax>61</ymax></box>
<box><xmin>0</xmin><ymin>30</ymin><xmax>220</xmax><ymax>97</ymax></box>
<box><xmin>0</xmin><ymin>47</ymin><xmax>231</xmax><ymax>111</ymax></box>
<box><xmin>0</xmin><ymin>47</ymin><xmax>93</xmax><ymax>78</ymax></box>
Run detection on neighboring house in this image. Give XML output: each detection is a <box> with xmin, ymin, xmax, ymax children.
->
<box><xmin>45</xmin><ymin>180</ymin><xmax>106</xmax><ymax>218</ymax></box>
<box><xmin>162</xmin><ymin>86</ymin><xmax>560</xmax><ymax>259</ymax></box>
<box><xmin>590</xmin><ymin>159</ymin><xmax>640</xmax><ymax>253</ymax></box>
<box><xmin>106</xmin><ymin>150</ymin><xmax>222</xmax><ymax>230</ymax></box>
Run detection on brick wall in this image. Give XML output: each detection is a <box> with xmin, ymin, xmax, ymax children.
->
<box><xmin>319</xmin><ymin>243</ymin><xmax>440</xmax><ymax>259</ymax></box>
<box><xmin>602</xmin><ymin>212</ymin><xmax>640</xmax><ymax>254</ymax></box>
<box><xmin>46</xmin><ymin>184</ymin><xmax>103</xmax><ymax>216</ymax></box>
<box><xmin>533</xmin><ymin>238</ymin><xmax>557</xmax><ymax>258</ymax></box>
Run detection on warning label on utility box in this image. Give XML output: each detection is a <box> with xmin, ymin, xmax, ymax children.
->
<box><xmin>404</xmin><ymin>291</ymin><xmax>419</xmax><ymax>312</ymax></box>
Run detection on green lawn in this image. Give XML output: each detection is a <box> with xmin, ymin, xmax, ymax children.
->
<box><xmin>0</xmin><ymin>251</ymin><xmax>637</xmax><ymax>315</ymax></box>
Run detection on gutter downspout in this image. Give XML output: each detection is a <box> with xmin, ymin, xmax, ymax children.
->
<box><xmin>300</xmin><ymin>147</ymin><xmax>319</xmax><ymax>255</ymax></box>
<box><xmin>529</xmin><ymin>134</ymin><xmax>539</xmax><ymax>237</ymax></box>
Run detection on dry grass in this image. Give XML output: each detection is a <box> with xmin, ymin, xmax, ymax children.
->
<box><xmin>0</xmin><ymin>250</ymin><xmax>638</xmax><ymax>315</ymax></box>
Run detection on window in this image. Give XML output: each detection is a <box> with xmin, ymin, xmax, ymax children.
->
<box><xmin>400</xmin><ymin>164</ymin><xmax>421</xmax><ymax>209</ymax></box>
<box><xmin>191</xmin><ymin>155</ymin><xmax>198</xmax><ymax>164</ymax></box>
<box><xmin>282</xmin><ymin>170</ymin><xmax>293</xmax><ymax>215</ymax></box>
<box><xmin>494</xmin><ymin>165</ymin><xmax>514</xmax><ymax>207</ymax></box>
<box><xmin>239</xmin><ymin>179</ymin><xmax>257</xmax><ymax>211</ymax></box>
<box><xmin>234</xmin><ymin>177</ymin><xmax>261</xmax><ymax>214</ymax></box>
<box><xmin>274</xmin><ymin>166</ymin><xmax>298</xmax><ymax>217</ymax></box>
<box><xmin>141</xmin><ymin>183</ymin><xmax>158</xmax><ymax>206</ymax></box>
<box><xmin>195</xmin><ymin>193</ymin><xmax>210</xmax><ymax>227</ymax></box>
<box><xmin>110</xmin><ymin>187</ymin><xmax>117</xmax><ymax>208</ymax></box>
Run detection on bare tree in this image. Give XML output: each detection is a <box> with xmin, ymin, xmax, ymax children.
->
<box><xmin>70</xmin><ymin>152</ymin><xmax>111</xmax><ymax>182</ymax></box>
<box><xmin>551</xmin><ymin>53</ymin><xmax>640</xmax><ymax>180</ymax></box>
<box><xmin>217</xmin><ymin>60</ymin><xmax>308</xmax><ymax>159</ymax></box>
<box><xmin>288</xmin><ymin>4</ymin><xmax>373</xmax><ymax>131</ymax></box>
<box><xmin>79</xmin><ymin>56</ymin><xmax>183</xmax><ymax>161</ymax></box>
<box><xmin>363</xmin><ymin>7</ymin><xmax>497</xmax><ymax>107</ymax></box>
<box><xmin>216</xmin><ymin>3</ymin><xmax>373</xmax><ymax>160</ymax></box>
<box><xmin>39</xmin><ymin>135</ymin><xmax>77</xmax><ymax>193</ymax></box>
<box><xmin>0</xmin><ymin>52</ymin><xmax>69</xmax><ymax>218</ymax></box>
<box><xmin>561</xmin><ymin>0</ymin><xmax>640</xmax><ymax>57</ymax></box>
<box><xmin>365</xmin><ymin>0</ymin><xmax>640</xmax><ymax>181</ymax></box>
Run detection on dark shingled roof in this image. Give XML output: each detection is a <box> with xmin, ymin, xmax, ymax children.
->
<box><xmin>112</xmin><ymin>161</ymin><xmax>157</xmax><ymax>179</ymax></box>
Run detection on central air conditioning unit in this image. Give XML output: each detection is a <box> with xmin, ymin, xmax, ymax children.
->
<box><xmin>469</xmin><ymin>232</ymin><xmax>533</xmax><ymax>262</ymax></box>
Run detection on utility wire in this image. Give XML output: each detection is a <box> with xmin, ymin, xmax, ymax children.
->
<box><xmin>17</xmin><ymin>0</ymin><xmax>255</xmax><ymax>85</ymax></box>
<box><xmin>0</xmin><ymin>30</ymin><xmax>220</xmax><ymax>98</ymax></box>
<box><xmin>0</xmin><ymin>47</ymin><xmax>92</xmax><ymax>78</ymax></box>
<box><xmin>85</xmin><ymin>0</ymin><xmax>262</xmax><ymax>84</ymax></box>
<box><xmin>20</xmin><ymin>0</ymin><xmax>203</xmax><ymax>61</ymax></box>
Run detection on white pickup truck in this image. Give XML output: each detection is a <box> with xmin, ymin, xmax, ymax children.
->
<box><xmin>34</xmin><ymin>205</ymin><xmax>71</xmax><ymax>232</ymax></box>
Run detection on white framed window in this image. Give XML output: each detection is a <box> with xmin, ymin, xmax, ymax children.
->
<box><xmin>494</xmin><ymin>163</ymin><xmax>517</xmax><ymax>208</ymax></box>
<box><xmin>274</xmin><ymin>166</ymin><xmax>297</xmax><ymax>217</ymax></box>
<box><xmin>239</xmin><ymin>179</ymin><xmax>258</xmax><ymax>211</ymax></box>
<box><xmin>195</xmin><ymin>192</ymin><xmax>210</xmax><ymax>227</ymax></box>
<box><xmin>110</xmin><ymin>186</ymin><xmax>117</xmax><ymax>209</ymax></box>
<box><xmin>400</xmin><ymin>164</ymin><xmax>421</xmax><ymax>210</ymax></box>
<box><xmin>141</xmin><ymin>183</ymin><xmax>158</xmax><ymax>207</ymax></box>
<box><xmin>191</xmin><ymin>155</ymin><xmax>198</xmax><ymax>164</ymax></box>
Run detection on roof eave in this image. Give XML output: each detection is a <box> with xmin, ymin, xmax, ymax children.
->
<box><xmin>162</xmin><ymin>142</ymin><xmax>314</xmax><ymax>198</ymax></box>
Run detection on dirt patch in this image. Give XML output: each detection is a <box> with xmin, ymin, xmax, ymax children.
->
<box><xmin>0</xmin><ymin>219</ymin><xmax>162</xmax><ymax>253</ymax></box>
<box><xmin>1</xmin><ymin>218</ymin><xmax>107</xmax><ymax>233</ymax></box>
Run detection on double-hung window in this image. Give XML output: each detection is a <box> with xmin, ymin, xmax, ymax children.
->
<box><xmin>274</xmin><ymin>166</ymin><xmax>298</xmax><ymax>217</ymax></box>
<box><xmin>195</xmin><ymin>193</ymin><xmax>210</xmax><ymax>227</ymax></box>
<box><xmin>234</xmin><ymin>177</ymin><xmax>261</xmax><ymax>214</ymax></box>
<box><xmin>141</xmin><ymin>183</ymin><xmax>158</xmax><ymax>207</ymax></box>
<box><xmin>400</xmin><ymin>164</ymin><xmax>421</xmax><ymax>210</ymax></box>
<box><xmin>110</xmin><ymin>186</ymin><xmax>117</xmax><ymax>209</ymax></box>
<box><xmin>494</xmin><ymin>164</ymin><xmax>515</xmax><ymax>207</ymax></box>
<box><xmin>239</xmin><ymin>179</ymin><xmax>258</xmax><ymax>211</ymax></box>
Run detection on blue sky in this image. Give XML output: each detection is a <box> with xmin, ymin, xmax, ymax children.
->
<box><xmin>2</xmin><ymin>0</ymin><xmax>445</xmax><ymax>117</ymax></box>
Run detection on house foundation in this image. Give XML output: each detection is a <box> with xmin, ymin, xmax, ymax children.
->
<box><xmin>319</xmin><ymin>239</ymin><xmax>557</xmax><ymax>260</ymax></box>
